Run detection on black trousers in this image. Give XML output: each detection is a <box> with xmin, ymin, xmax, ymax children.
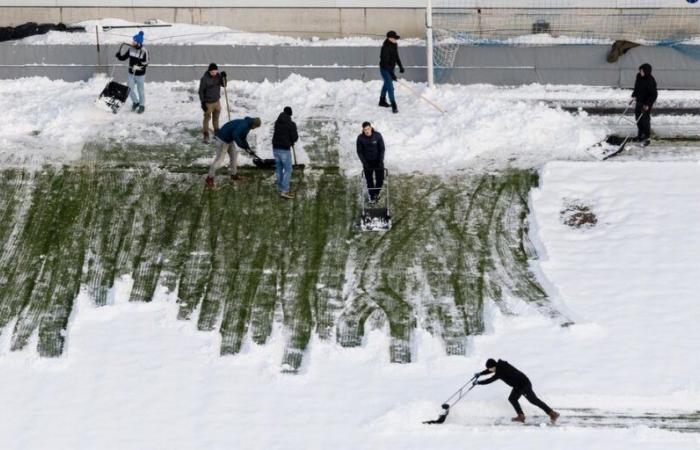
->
<box><xmin>363</xmin><ymin>166</ymin><xmax>384</xmax><ymax>199</ymax></box>
<box><xmin>508</xmin><ymin>383</ymin><xmax>552</xmax><ymax>415</ymax></box>
<box><xmin>635</xmin><ymin>104</ymin><xmax>652</xmax><ymax>139</ymax></box>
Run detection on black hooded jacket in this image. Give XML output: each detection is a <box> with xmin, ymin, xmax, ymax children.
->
<box><xmin>477</xmin><ymin>360</ymin><xmax>531</xmax><ymax>388</ymax></box>
<box><xmin>632</xmin><ymin>63</ymin><xmax>658</xmax><ymax>108</ymax></box>
<box><xmin>380</xmin><ymin>39</ymin><xmax>404</xmax><ymax>72</ymax></box>
<box><xmin>272</xmin><ymin>111</ymin><xmax>299</xmax><ymax>150</ymax></box>
<box><xmin>356</xmin><ymin>130</ymin><xmax>385</xmax><ymax>168</ymax></box>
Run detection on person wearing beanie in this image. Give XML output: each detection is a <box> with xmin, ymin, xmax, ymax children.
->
<box><xmin>379</xmin><ymin>30</ymin><xmax>404</xmax><ymax>113</ymax></box>
<box><xmin>205</xmin><ymin>117</ymin><xmax>261</xmax><ymax>189</ymax></box>
<box><xmin>271</xmin><ymin>106</ymin><xmax>299</xmax><ymax>199</ymax></box>
<box><xmin>631</xmin><ymin>63</ymin><xmax>657</xmax><ymax>145</ymax></box>
<box><xmin>474</xmin><ymin>358</ymin><xmax>560</xmax><ymax>424</ymax></box>
<box><xmin>198</xmin><ymin>62</ymin><xmax>228</xmax><ymax>143</ymax></box>
<box><xmin>115</xmin><ymin>30</ymin><xmax>149</xmax><ymax>114</ymax></box>
<box><xmin>356</xmin><ymin>121</ymin><xmax>385</xmax><ymax>202</ymax></box>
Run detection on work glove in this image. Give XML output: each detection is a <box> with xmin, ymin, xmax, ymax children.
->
<box><xmin>472</xmin><ymin>379</ymin><xmax>479</xmax><ymax>387</ymax></box>
<box><xmin>473</xmin><ymin>372</ymin><xmax>481</xmax><ymax>378</ymax></box>
<box><xmin>399</xmin><ymin>66</ymin><xmax>405</xmax><ymax>74</ymax></box>
<box><xmin>133</xmin><ymin>65</ymin><xmax>143</xmax><ymax>72</ymax></box>
<box><xmin>221</xmin><ymin>71</ymin><xmax>227</xmax><ymax>79</ymax></box>
<box><xmin>390</xmin><ymin>72</ymin><xmax>398</xmax><ymax>82</ymax></box>
<box><xmin>201</xmin><ymin>102</ymin><xmax>207</xmax><ymax>112</ymax></box>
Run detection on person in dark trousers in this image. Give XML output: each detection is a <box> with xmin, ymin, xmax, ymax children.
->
<box><xmin>272</xmin><ymin>106</ymin><xmax>299</xmax><ymax>199</ymax></box>
<box><xmin>475</xmin><ymin>358</ymin><xmax>560</xmax><ymax>423</ymax></box>
<box><xmin>356</xmin><ymin>121</ymin><xmax>385</xmax><ymax>202</ymax></box>
<box><xmin>198</xmin><ymin>63</ymin><xmax>227</xmax><ymax>143</ymax></box>
<box><xmin>205</xmin><ymin>116</ymin><xmax>261</xmax><ymax>189</ymax></box>
<box><xmin>379</xmin><ymin>30</ymin><xmax>404</xmax><ymax>114</ymax></box>
<box><xmin>631</xmin><ymin>63</ymin><xmax>657</xmax><ymax>145</ymax></box>
<box><xmin>115</xmin><ymin>31</ymin><xmax>148</xmax><ymax>114</ymax></box>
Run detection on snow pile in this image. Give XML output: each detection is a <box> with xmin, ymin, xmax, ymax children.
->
<box><xmin>0</xmin><ymin>75</ymin><xmax>606</xmax><ymax>171</ymax></box>
<box><xmin>1</xmin><ymin>162</ymin><xmax>700</xmax><ymax>449</ymax></box>
<box><xmin>19</xmin><ymin>18</ymin><xmax>425</xmax><ymax>47</ymax></box>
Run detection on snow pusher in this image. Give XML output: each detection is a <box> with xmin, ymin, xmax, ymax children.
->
<box><xmin>359</xmin><ymin>169</ymin><xmax>391</xmax><ymax>232</ymax></box>
<box><xmin>587</xmin><ymin>104</ymin><xmax>645</xmax><ymax>160</ymax></box>
<box><xmin>95</xmin><ymin>43</ymin><xmax>130</xmax><ymax>114</ymax></box>
<box><xmin>423</xmin><ymin>374</ymin><xmax>480</xmax><ymax>424</ymax></box>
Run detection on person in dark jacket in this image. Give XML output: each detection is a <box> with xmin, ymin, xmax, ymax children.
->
<box><xmin>631</xmin><ymin>63</ymin><xmax>658</xmax><ymax>144</ymax></box>
<box><xmin>379</xmin><ymin>30</ymin><xmax>405</xmax><ymax>114</ymax></box>
<box><xmin>198</xmin><ymin>63</ymin><xmax>227</xmax><ymax>143</ymax></box>
<box><xmin>272</xmin><ymin>106</ymin><xmax>299</xmax><ymax>199</ymax></box>
<box><xmin>356</xmin><ymin>121</ymin><xmax>385</xmax><ymax>202</ymax></box>
<box><xmin>206</xmin><ymin>116</ymin><xmax>261</xmax><ymax>189</ymax></box>
<box><xmin>475</xmin><ymin>358</ymin><xmax>560</xmax><ymax>423</ymax></box>
<box><xmin>115</xmin><ymin>31</ymin><xmax>148</xmax><ymax>114</ymax></box>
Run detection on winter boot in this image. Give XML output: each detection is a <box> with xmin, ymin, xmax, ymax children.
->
<box><xmin>511</xmin><ymin>414</ymin><xmax>526</xmax><ymax>423</ymax></box>
<box><xmin>391</xmin><ymin>101</ymin><xmax>398</xmax><ymax>114</ymax></box>
<box><xmin>231</xmin><ymin>174</ymin><xmax>249</xmax><ymax>183</ymax></box>
<box><xmin>379</xmin><ymin>96</ymin><xmax>391</xmax><ymax>108</ymax></box>
<box><xmin>280</xmin><ymin>191</ymin><xmax>295</xmax><ymax>199</ymax></box>
<box><xmin>203</xmin><ymin>134</ymin><xmax>210</xmax><ymax>144</ymax></box>
<box><xmin>137</xmin><ymin>105</ymin><xmax>145</xmax><ymax>114</ymax></box>
<box><xmin>131</xmin><ymin>103</ymin><xmax>140</xmax><ymax>112</ymax></box>
<box><xmin>548</xmin><ymin>410</ymin><xmax>560</xmax><ymax>423</ymax></box>
<box><xmin>205</xmin><ymin>176</ymin><xmax>216</xmax><ymax>190</ymax></box>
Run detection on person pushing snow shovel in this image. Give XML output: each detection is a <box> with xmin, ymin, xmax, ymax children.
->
<box><xmin>476</xmin><ymin>358</ymin><xmax>560</xmax><ymax>424</ymax></box>
<box><xmin>205</xmin><ymin>116</ymin><xmax>261</xmax><ymax>189</ymax></box>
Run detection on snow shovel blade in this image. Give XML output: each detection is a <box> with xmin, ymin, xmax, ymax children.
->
<box><xmin>252</xmin><ymin>157</ymin><xmax>276</xmax><ymax>169</ymax></box>
<box><xmin>423</xmin><ymin>404</ymin><xmax>450</xmax><ymax>425</ymax></box>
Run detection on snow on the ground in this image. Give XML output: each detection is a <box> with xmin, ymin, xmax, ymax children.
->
<box><xmin>0</xmin><ymin>75</ymin><xmax>611</xmax><ymax>171</ymax></box>
<box><xmin>19</xmin><ymin>18</ymin><xmax>425</xmax><ymax>47</ymax></box>
<box><xmin>1</xmin><ymin>162</ymin><xmax>700</xmax><ymax>449</ymax></box>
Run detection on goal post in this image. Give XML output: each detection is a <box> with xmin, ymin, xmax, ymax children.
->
<box><xmin>426</xmin><ymin>0</ymin><xmax>700</xmax><ymax>84</ymax></box>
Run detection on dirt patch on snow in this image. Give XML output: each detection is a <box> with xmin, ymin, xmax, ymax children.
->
<box><xmin>561</xmin><ymin>200</ymin><xmax>598</xmax><ymax>229</ymax></box>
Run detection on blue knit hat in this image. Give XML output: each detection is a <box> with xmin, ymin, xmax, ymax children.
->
<box><xmin>133</xmin><ymin>31</ymin><xmax>144</xmax><ymax>45</ymax></box>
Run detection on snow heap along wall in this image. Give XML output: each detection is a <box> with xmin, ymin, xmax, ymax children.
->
<box><xmin>0</xmin><ymin>126</ymin><xmax>570</xmax><ymax>371</ymax></box>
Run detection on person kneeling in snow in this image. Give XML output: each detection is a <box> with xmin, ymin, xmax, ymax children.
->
<box><xmin>356</xmin><ymin>121</ymin><xmax>385</xmax><ymax>203</ymax></box>
<box><xmin>205</xmin><ymin>116</ymin><xmax>261</xmax><ymax>189</ymax></box>
<box><xmin>115</xmin><ymin>31</ymin><xmax>148</xmax><ymax>114</ymax></box>
<box><xmin>475</xmin><ymin>358</ymin><xmax>560</xmax><ymax>423</ymax></box>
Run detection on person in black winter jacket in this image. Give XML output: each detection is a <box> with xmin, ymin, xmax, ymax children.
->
<box><xmin>272</xmin><ymin>106</ymin><xmax>299</xmax><ymax>199</ymax></box>
<box><xmin>631</xmin><ymin>63</ymin><xmax>658</xmax><ymax>144</ymax></box>
<box><xmin>115</xmin><ymin>31</ymin><xmax>148</xmax><ymax>114</ymax></box>
<box><xmin>475</xmin><ymin>358</ymin><xmax>560</xmax><ymax>423</ymax></box>
<box><xmin>379</xmin><ymin>30</ymin><xmax>405</xmax><ymax>113</ymax></box>
<box><xmin>356</xmin><ymin>121</ymin><xmax>385</xmax><ymax>202</ymax></box>
<box><xmin>198</xmin><ymin>63</ymin><xmax>227</xmax><ymax>143</ymax></box>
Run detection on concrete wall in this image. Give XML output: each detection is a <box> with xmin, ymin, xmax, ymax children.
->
<box><xmin>0</xmin><ymin>7</ymin><xmax>428</xmax><ymax>38</ymax></box>
<box><xmin>2</xmin><ymin>43</ymin><xmax>700</xmax><ymax>89</ymax></box>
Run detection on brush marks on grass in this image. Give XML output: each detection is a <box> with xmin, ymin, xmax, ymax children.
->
<box><xmin>0</xmin><ymin>167</ymin><xmax>561</xmax><ymax>368</ymax></box>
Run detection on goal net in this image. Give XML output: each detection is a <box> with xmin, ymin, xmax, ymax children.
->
<box><xmin>429</xmin><ymin>0</ymin><xmax>700</xmax><ymax>83</ymax></box>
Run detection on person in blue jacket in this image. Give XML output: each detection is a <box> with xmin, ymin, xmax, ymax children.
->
<box><xmin>206</xmin><ymin>116</ymin><xmax>261</xmax><ymax>188</ymax></box>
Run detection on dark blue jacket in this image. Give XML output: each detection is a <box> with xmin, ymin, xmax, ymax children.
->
<box><xmin>217</xmin><ymin>117</ymin><xmax>254</xmax><ymax>149</ymax></box>
<box><xmin>356</xmin><ymin>130</ymin><xmax>385</xmax><ymax>168</ymax></box>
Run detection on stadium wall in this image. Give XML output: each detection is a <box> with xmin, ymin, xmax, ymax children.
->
<box><xmin>1</xmin><ymin>1</ymin><xmax>698</xmax><ymax>38</ymax></box>
<box><xmin>2</xmin><ymin>43</ymin><xmax>700</xmax><ymax>89</ymax></box>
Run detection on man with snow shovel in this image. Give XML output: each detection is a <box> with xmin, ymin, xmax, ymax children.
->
<box><xmin>476</xmin><ymin>358</ymin><xmax>560</xmax><ymax>423</ymax></box>
<box><xmin>198</xmin><ymin>62</ymin><xmax>228</xmax><ymax>143</ymax></box>
<box><xmin>379</xmin><ymin>30</ymin><xmax>404</xmax><ymax>114</ymax></box>
<box><xmin>205</xmin><ymin>116</ymin><xmax>261</xmax><ymax>189</ymax></box>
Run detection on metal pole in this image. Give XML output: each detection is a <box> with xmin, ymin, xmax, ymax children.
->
<box><xmin>426</xmin><ymin>0</ymin><xmax>434</xmax><ymax>88</ymax></box>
